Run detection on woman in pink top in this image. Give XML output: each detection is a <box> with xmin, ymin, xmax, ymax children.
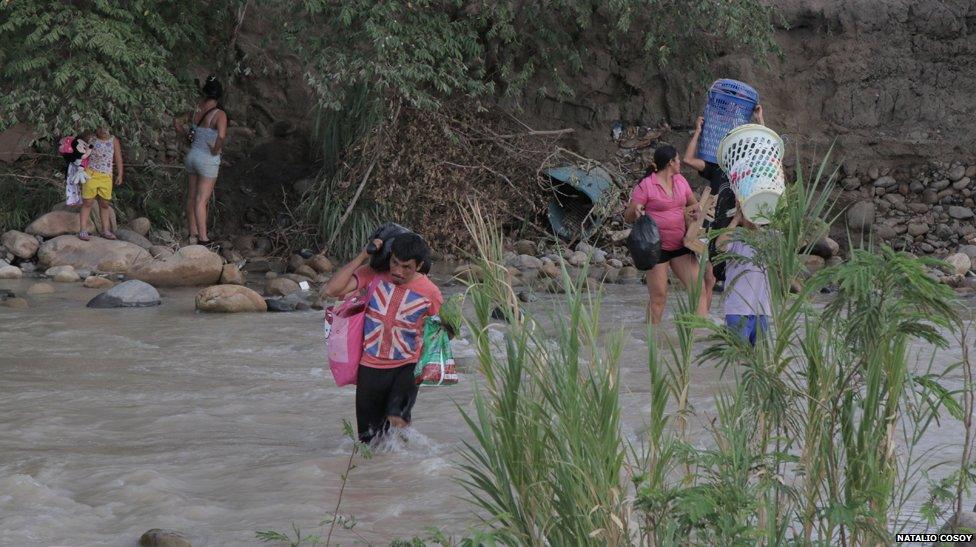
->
<box><xmin>624</xmin><ymin>145</ymin><xmax>709</xmax><ymax>324</ymax></box>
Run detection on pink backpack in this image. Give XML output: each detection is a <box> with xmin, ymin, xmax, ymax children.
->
<box><xmin>324</xmin><ymin>277</ymin><xmax>381</xmax><ymax>386</ymax></box>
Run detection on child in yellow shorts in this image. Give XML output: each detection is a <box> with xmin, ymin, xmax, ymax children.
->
<box><xmin>79</xmin><ymin>127</ymin><xmax>124</xmax><ymax>241</ymax></box>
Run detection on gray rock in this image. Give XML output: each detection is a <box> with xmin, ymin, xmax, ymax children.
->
<box><xmin>608</xmin><ymin>258</ymin><xmax>623</xmax><ymax>268</ymax></box>
<box><xmin>875</xmin><ymin>199</ymin><xmax>891</xmax><ymax>214</ymax></box>
<box><xmin>846</xmin><ymin>201</ymin><xmax>876</xmax><ymax>232</ymax></box>
<box><xmin>932</xmin><ymin>179</ymin><xmax>951</xmax><ymax>191</ymax></box>
<box><xmin>592</xmin><ymin>249</ymin><xmax>608</xmax><ymax>265</ymax></box>
<box><xmin>874</xmin><ymin>225</ymin><xmax>897</xmax><ymax>240</ymax></box>
<box><xmin>949</xmin><ymin>206</ymin><xmax>975</xmax><ymax>220</ymax></box>
<box><xmin>918</xmin><ymin>242</ymin><xmax>935</xmax><ymax>253</ymax></box>
<box><xmin>957</xmin><ymin>245</ymin><xmax>976</xmax><ymax>262</ymax></box>
<box><xmin>2</xmin><ymin>230</ymin><xmax>39</xmax><ymax>259</ymax></box>
<box><xmin>575</xmin><ymin>242</ymin><xmax>592</xmax><ymax>254</ymax></box>
<box><xmin>568</xmin><ymin>251</ymin><xmax>588</xmax><ymax>267</ymax></box>
<box><xmin>948</xmin><ymin>165</ymin><xmax>967</xmax><ymax>182</ymax></box>
<box><xmin>907</xmin><ymin>223</ymin><xmax>929</xmax><ymax>237</ymax></box>
<box><xmin>115</xmin><ymin>228</ymin><xmax>153</xmax><ymax>249</ymax></box>
<box><xmin>953</xmin><ymin>177</ymin><xmax>972</xmax><ymax>191</ymax></box>
<box><xmin>127</xmin><ymin>217</ymin><xmax>151</xmax><ymax>236</ymax></box>
<box><xmin>884</xmin><ymin>193</ymin><xmax>906</xmax><ymax>205</ymax></box>
<box><xmin>517</xmin><ymin>290</ymin><xmax>539</xmax><ymax>303</ymax></box>
<box><xmin>86</xmin><ymin>280</ymin><xmax>161</xmax><ymax>308</ymax></box>
<box><xmin>868</xmin><ymin>165</ymin><xmax>879</xmax><ymax>180</ymax></box>
<box><xmin>909</xmin><ymin>181</ymin><xmax>924</xmax><ymax>194</ymax></box>
<box><xmin>873</xmin><ymin>175</ymin><xmax>897</xmax><ymax>188</ymax></box>
<box><xmin>0</xmin><ymin>265</ymin><xmax>24</xmax><ymax>279</ymax></box>
<box><xmin>908</xmin><ymin>203</ymin><xmax>930</xmax><ymax>214</ymax></box>
<box><xmin>841</xmin><ymin>177</ymin><xmax>861</xmax><ymax>191</ymax></box>
<box><xmin>922</xmin><ymin>189</ymin><xmax>940</xmax><ymax>204</ymax></box>
<box><xmin>517</xmin><ymin>254</ymin><xmax>543</xmax><ymax>270</ymax></box>
<box><xmin>265</xmin><ymin>297</ymin><xmax>298</xmax><ymax>312</ymax></box>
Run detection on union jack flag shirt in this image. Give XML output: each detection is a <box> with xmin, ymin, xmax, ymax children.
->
<box><xmin>354</xmin><ymin>266</ymin><xmax>443</xmax><ymax>369</ymax></box>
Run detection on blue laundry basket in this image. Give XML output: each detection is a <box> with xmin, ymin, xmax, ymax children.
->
<box><xmin>697</xmin><ymin>79</ymin><xmax>759</xmax><ymax>164</ymax></box>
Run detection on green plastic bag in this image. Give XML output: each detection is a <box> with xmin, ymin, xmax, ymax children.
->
<box><xmin>415</xmin><ymin>316</ymin><xmax>458</xmax><ymax>386</ymax></box>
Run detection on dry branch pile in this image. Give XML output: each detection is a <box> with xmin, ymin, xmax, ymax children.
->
<box><xmin>334</xmin><ymin>103</ymin><xmax>582</xmax><ymax>253</ymax></box>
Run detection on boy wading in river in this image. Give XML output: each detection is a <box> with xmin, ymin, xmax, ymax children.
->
<box><xmin>325</xmin><ymin>233</ymin><xmax>443</xmax><ymax>443</ymax></box>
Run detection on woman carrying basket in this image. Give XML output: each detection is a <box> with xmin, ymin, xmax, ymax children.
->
<box><xmin>624</xmin><ymin>145</ymin><xmax>710</xmax><ymax>325</ymax></box>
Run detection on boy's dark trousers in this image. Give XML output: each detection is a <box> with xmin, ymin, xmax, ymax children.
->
<box><xmin>355</xmin><ymin>362</ymin><xmax>418</xmax><ymax>443</ymax></box>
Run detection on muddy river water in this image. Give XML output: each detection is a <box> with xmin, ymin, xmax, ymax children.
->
<box><xmin>1</xmin><ymin>272</ymin><xmax>971</xmax><ymax>545</ymax></box>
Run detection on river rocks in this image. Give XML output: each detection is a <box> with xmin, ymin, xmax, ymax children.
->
<box><xmin>540</xmin><ymin>261</ymin><xmax>562</xmax><ymax>279</ymax></box>
<box><xmin>846</xmin><ymin>201</ymin><xmax>875</xmax><ymax>231</ymax></box>
<box><xmin>37</xmin><ymin>235</ymin><xmax>150</xmax><ymax>273</ymax></box>
<box><xmin>0</xmin><ymin>265</ymin><xmax>23</xmax><ymax>279</ymax></box>
<box><xmin>801</xmin><ymin>254</ymin><xmax>826</xmax><ymax>275</ymax></box>
<box><xmin>948</xmin><ymin>165</ymin><xmax>967</xmax><ymax>182</ymax></box>
<box><xmin>808</xmin><ymin>237</ymin><xmax>840</xmax><ymax>260</ymax></box>
<box><xmin>127</xmin><ymin>245</ymin><xmax>222</xmax><ymax>286</ymax></box>
<box><xmin>195</xmin><ymin>285</ymin><xmax>267</xmax><ymax>313</ymax></box>
<box><xmin>220</xmin><ymin>263</ymin><xmax>245</xmax><ymax>285</ymax></box>
<box><xmin>265</xmin><ymin>277</ymin><xmax>299</xmax><ymax>296</ymax></box>
<box><xmin>25</xmin><ymin>208</ymin><xmax>117</xmax><ymax>238</ymax></box>
<box><xmin>83</xmin><ymin>276</ymin><xmax>116</xmax><ymax>289</ymax></box>
<box><xmin>116</xmin><ymin>228</ymin><xmax>152</xmax><ymax>249</ymax></box>
<box><xmin>3</xmin><ymin>297</ymin><xmax>28</xmax><ymax>309</ymax></box>
<box><xmin>87</xmin><ymin>280</ymin><xmax>161</xmax><ymax>308</ymax></box>
<box><xmin>288</xmin><ymin>253</ymin><xmax>306</xmax><ymax>272</ymax></box>
<box><xmin>949</xmin><ymin>206</ymin><xmax>975</xmax><ymax>220</ymax></box>
<box><xmin>842</xmin><ymin>177</ymin><xmax>861</xmax><ymax>191</ymax></box>
<box><xmin>610</xmin><ymin>228</ymin><xmax>632</xmax><ymax>243</ymax></box>
<box><xmin>907</xmin><ymin>222</ymin><xmax>929</xmax><ymax>237</ymax></box>
<box><xmin>515</xmin><ymin>239</ymin><xmax>537</xmax><ymax>256</ymax></box>
<box><xmin>295</xmin><ymin>264</ymin><xmax>317</xmax><ymax>279</ymax></box>
<box><xmin>308</xmin><ymin>254</ymin><xmax>334</xmax><ymax>274</ymax></box>
<box><xmin>619</xmin><ymin>266</ymin><xmax>639</xmax><ymax>283</ymax></box>
<box><xmin>958</xmin><ymin>245</ymin><xmax>976</xmax><ymax>262</ymax></box>
<box><xmin>138</xmin><ymin>528</ymin><xmax>192</xmax><ymax>547</ymax></box>
<box><xmin>908</xmin><ymin>202</ymin><xmax>930</xmax><ymax>214</ymax></box>
<box><xmin>946</xmin><ymin>253</ymin><xmax>972</xmax><ymax>275</ymax></box>
<box><xmin>127</xmin><ymin>217</ymin><xmax>151</xmax><ymax>236</ymax></box>
<box><xmin>46</xmin><ymin>265</ymin><xmax>80</xmax><ymax>282</ymax></box>
<box><xmin>1</xmin><ymin>230</ymin><xmax>38</xmax><ymax>259</ymax></box>
<box><xmin>568</xmin><ymin>251</ymin><xmax>588</xmax><ymax>267</ymax></box>
<box><xmin>27</xmin><ymin>282</ymin><xmax>55</xmax><ymax>295</ymax></box>
<box><xmin>874</xmin><ymin>224</ymin><xmax>897</xmax><ymax>240</ymax></box>
<box><xmin>953</xmin><ymin>177</ymin><xmax>972</xmax><ymax>191</ymax></box>
<box><xmin>931</xmin><ymin>178</ymin><xmax>951</xmax><ymax>191</ymax></box>
<box><xmin>873</xmin><ymin>175</ymin><xmax>896</xmax><ymax>188</ymax></box>
<box><xmin>517</xmin><ymin>254</ymin><xmax>543</xmax><ymax>270</ymax></box>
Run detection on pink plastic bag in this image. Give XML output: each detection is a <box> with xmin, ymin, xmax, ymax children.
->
<box><xmin>324</xmin><ymin>277</ymin><xmax>380</xmax><ymax>386</ymax></box>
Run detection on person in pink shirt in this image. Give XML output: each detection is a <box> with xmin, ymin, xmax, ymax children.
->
<box><xmin>624</xmin><ymin>144</ymin><xmax>709</xmax><ymax>325</ymax></box>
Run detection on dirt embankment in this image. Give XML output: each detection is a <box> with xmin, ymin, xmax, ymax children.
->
<box><xmin>515</xmin><ymin>0</ymin><xmax>976</xmax><ymax>173</ymax></box>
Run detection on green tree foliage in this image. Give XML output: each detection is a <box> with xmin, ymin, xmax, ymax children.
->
<box><xmin>0</xmin><ymin>1</ymin><xmax>231</xmax><ymax>147</ymax></box>
<box><xmin>280</xmin><ymin>0</ymin><xmax>780</xmax><ymax>110</ymax></box>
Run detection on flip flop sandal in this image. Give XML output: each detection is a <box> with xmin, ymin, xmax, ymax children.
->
<box><xmin>78</xmin><ymin>231</ymin><xmax>91</xmax><ymax>241</ymax></box>
<box><xmin>102</xmin><ymin>231</ymin><xmax>118</xmax><ymax>240</ymax></box>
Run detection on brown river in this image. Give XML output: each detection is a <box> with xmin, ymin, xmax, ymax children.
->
<box><xmin>1</xmin><ymin>270</ymin><xmax>971</xmax><ymax>545</ymax></box>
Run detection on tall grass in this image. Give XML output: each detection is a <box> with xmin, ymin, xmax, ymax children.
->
<box><xmin>455</xmin><ymin>150</ymin><xmax>971</xmax><ymax>545</ymax></box>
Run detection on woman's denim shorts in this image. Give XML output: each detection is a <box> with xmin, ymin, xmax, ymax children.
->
<box><xmin>184</xmin><ymin>148</ymin><xmax>221</xmax><ymax>178</ymax></box>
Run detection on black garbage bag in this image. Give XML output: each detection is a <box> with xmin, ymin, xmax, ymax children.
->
<box><xmin>366</xmin><ymin>222</ymin><xmax>411</xmax><ymax>271</ymax></box>
<box><xmin>366</xmin><ymin>222</ymin><xmax>433</xmax><ymax>274</ymax></box>
<box><xmin>626</xmin><ymin>214</ymin><xmax>662</xmax><ymax>271</ymax></box>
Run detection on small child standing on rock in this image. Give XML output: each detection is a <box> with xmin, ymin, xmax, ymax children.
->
<box><xmin>324</xmin><ymin>232</ymin><xmax>443</xmax><ymax>443</ymax></box>
<box><xmin>78</xmin><ymin>126</ymin><xmax>123</xmax><ymax>241</ymax></box>
<box><xmin>716</xmin><ymin>209</ymin><xmax>772</xmax><ymax>346</ymax></box>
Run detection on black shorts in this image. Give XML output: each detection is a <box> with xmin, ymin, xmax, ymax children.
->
<box><xmin>355</xmin><ymin>362</ymin><xmax>418</xmax><ymax>443</ymax></box>
<box><xmin>659</xmin><ymin>247</ymin><xmax>692</xmax><ymax>264</ymax></box>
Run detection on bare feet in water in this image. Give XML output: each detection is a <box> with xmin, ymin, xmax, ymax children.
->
<box><xmin>387</xmin><ymin>416</ymin><xmax>408</xmax><ymax>429</ymax></box>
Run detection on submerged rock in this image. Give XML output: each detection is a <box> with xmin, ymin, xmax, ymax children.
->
<box><xmin>0</xmin><ymin>265</ymin><xmax>23</xmax><ymax>279</ymax></box>
<box><xmin>87</xmin><ymin>280</ymin><xmax>161</xmax><ymax>308</ymax></box>
<box><xmin>26</xmin><ymin>282</ymin><xmax>55</xmax><ymax>295</ymax></box>
<box><xmin>138</xmin><ymin>528</ymin><xmax>192</xmax><ymax>547</ymax></box>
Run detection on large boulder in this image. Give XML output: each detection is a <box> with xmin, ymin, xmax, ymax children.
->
<box><xmin>1</xmin><ymin>230</ymin><xmax>39</xmax><ymax>259</ymax></box>
<box><xmin>87</xmin><ymin>280</ymin><xmax>161</xmax><ymax>308</ymax></box>
<box><xmin>0</xmin><ymin>265</ymin><xmax>24</xmax><ymax>279</ymax></box>
<box><xmin>846</xmin><ymin>201</ymin><xmax>876</xmax><ymax>232</ymax></box>
<box><xmin>115</xmin><ymin>228</ymin><xmax>152</xmax><ymax>249</ymax></box>
<box><xmin>127</xmin><ymin>245</ymin><xmax>223</xmax><ymax>287</ymax></box>
<box><xmin>195</xmin><ymin>285</ymin><xmax>267</xmax><ymax>313</ymax></box>
<box><xmin>946</xmin><ymin>253</ymin><xmax>972</xmax><ymax>276</ymax></box>
<box><xmin>265</xmin><ymin>277</ymin><xmax>300</xmax><ymax>296</ymax></box>
<box><xmin>37</xmin><ymin>235</ymin><xmax>150</xmax><ymax>273</ymax></box>
<box><xmin>26</xmin><ymin>207</ymin><xmax>117</xmax><ymax>238</ymax></box>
